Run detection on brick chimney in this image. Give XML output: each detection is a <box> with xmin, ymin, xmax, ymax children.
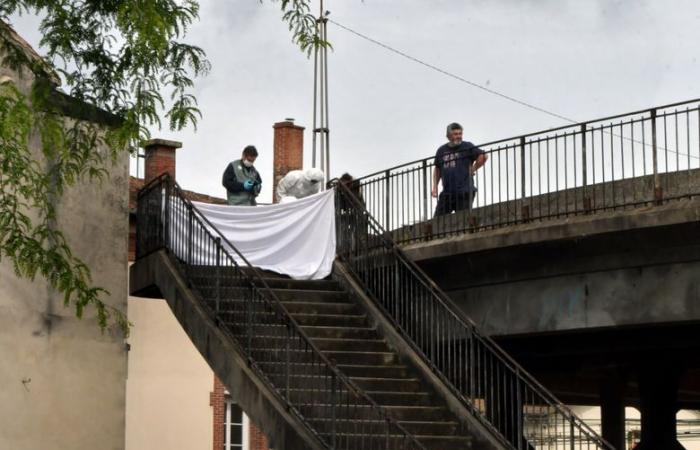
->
<box><xmin>273</xmin><ymin>118</ymin><xmax>304</xmax><ymax>201</ymax></box>
<box><xmin>143</xmin><ymin>138</ymin><xmax>182</xmax><ymax>183</ymax></box>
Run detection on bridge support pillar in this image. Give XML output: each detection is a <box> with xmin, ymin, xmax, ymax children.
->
<box><xmin>635</xmin><ymin>365</ymin><xmax>685</xmax><ymax>450</ymax></box>
<box><xmin>599</xmin><ymin>373</ymin><xmax>626</xmax><ymax>450</ymax></box>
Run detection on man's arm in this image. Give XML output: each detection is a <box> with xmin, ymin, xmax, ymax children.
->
<box><xmin>431</xmin><ymin>166</ymin><xmax>441</xmax><ymax>198</ymax></box>
<box><xmin>276</xmin><ymin>176</ymin><xmax>288</xmax><ymax>202</ymax></box>
<box><xmin>222</xmin><ymin>163</ymin><xmax>245</xmax><ymax>193</ymax></box>
<box><xmin>470</xmin><ymin>153</ymin><xmax>488</xmax><ymax>175</ymax></box>
<box><xmin>253</xmin><ymin>171</ymin><xmax>262</xmax><ymax>196</ymax></box>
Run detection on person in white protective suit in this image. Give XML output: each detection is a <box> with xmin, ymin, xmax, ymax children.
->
<box><xmin>276</xmin><ymin>168</ymin><xmax>325</xmax><ymax>203</ymax></box>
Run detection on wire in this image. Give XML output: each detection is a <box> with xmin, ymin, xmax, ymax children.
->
<box><xmin>329</xmin><ymin>18</ymin><xmax>700</xmax><ymax>161</ymax></box>
<box><xmin>329</xmin><ymin>19</ymin><xmax>577</xmax><ymax>125</ymax></box>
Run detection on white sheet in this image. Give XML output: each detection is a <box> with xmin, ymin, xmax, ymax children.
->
<box><xmin>186</xmin><ymin>190</ymin><xmax>336</xmax><ymax>280</ymax></box>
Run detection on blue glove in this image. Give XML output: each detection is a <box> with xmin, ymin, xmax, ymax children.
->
<box><xmin>243</xmin><ymin>180</ymin><xmax>255</xmax><ymax>192</ymax></box>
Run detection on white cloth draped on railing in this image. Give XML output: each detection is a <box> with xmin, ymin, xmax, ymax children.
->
<box><xmin>185</xmin><ymin>190</ymin><xmax>336</xmax><ymax>280</ymax></box>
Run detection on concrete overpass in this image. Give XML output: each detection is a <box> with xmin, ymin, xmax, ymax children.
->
<box><xmin>404</xmin><ymin>193</ymin><xmax>700</xmax><ymax>450</ymax></box>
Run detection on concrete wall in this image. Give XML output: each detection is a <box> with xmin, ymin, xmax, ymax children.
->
<box><xmin>125</xmin><ymin>296</ymin><xmax>213</xmax><ymax>450</ymax></box>
<box><xmin>408</xmin><ymin>197</ymin><xmax>700</xmax><ymax>336</ymax></box>
<box><xmin>393</xmin><ymin>168</ymin><xmax>700</xmax><ymax>242</ymax></box>
<box><xmin>0</xmin><ymin>45</ymin><xmax>129</xmax><ymax>449</ymax></box>
<box><xmin>449</xmin><ymin>260</ymin><xmax>700</xmax><ymax>336</ymax></box>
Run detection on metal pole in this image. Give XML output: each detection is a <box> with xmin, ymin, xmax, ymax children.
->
<box><xmin>311</xmin><ymin>31</ymin><xmax>319</xmax><ymax>168</ymax></box>
<box><xmin>322</xmin><ymin>15</ymin><xmax>330</xmax><ymax>179</ymax></box>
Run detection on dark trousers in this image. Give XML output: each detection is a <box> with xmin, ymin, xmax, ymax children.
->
<box><xmin>434</xmin><ymin>191</ymin><xmax>475</xmax><ymax>217</ymax></box>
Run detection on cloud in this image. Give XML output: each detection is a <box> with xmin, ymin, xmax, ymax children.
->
<box><xmin>9</xmin><ymin>1</ymin><xmax>700</xmax><ymax>202</ymax></box>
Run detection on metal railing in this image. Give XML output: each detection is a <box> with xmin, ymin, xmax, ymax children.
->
<box><xmin>334</xmin><ymin>179</ymin><xmax>615</xmax><ymax>450</ymax></box>
<box><xmin>355</xmin><ymin>98</ymin><xmax>700</xmax><ymax>243</ymax></box>
<box><xmin>136</xmin><ymin>174</ymin><xmax>427</xmax><ymax>450</ymax></box>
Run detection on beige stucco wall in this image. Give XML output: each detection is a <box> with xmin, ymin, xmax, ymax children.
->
<box><xmin>0</xmin><ymin>41</ymin><xmax>130</xmax><ymax>450</ymax></box>
<box><xmin>125</xmin><ymin>296</ymin><xmax>213</xmax><ymax>450</ymax></box>
<box><xmin>0</xmin><ymin>146</ymin><xmax>129</xmax><ymax>449</ymax></box>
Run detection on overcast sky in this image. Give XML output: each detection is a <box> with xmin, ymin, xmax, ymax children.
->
<box><xmin>9</xmin><ymin>1</ymin><xmax>700</xmax><ymax>202</ymax></box>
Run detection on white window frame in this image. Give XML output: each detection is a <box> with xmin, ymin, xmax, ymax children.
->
<box><xmin>224</xmin><ymin>397</ymin><xmax>249</xmax><ymax>450</ymax></box>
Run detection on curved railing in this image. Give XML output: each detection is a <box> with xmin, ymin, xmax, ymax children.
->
<box><xmin>136</xmin><ymin>174</ymin><xmax>427</xmax><ymax>450</ymax></box>
<box><xmin>334</xmin><ymin>179</ymin><xmax>615</xmax><ymax>450</ymax></box>
<box><xmin>355</xmin><ymin>98</ymin><xmax>700</xmax><ymax>243</ymax></box>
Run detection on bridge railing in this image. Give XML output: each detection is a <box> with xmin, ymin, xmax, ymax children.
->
<box><xmin>136</xmin><ymin>174</ymin><xmax>428</xmax><ymax>450</ymax></box>
<box><xmin>356</xmin><ymin>98</ymin><xmax>700</xmax><ymax>243</ymax></box>
<box><xmin>334</xmin><ymin>179</ymin><xmax>615</xmax><ymax>450</ymax></box>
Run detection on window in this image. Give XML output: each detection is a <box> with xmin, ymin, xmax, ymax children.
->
<box><xmin>224</xmin><ymin>399</ymin><xmax>248</xmax><ymax>450</ymax></box>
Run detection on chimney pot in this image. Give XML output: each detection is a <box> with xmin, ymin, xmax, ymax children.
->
<box><xmin>142</xmin><ymin>138</ymin><xmax>182</xmax><ymax>183</ymax></box>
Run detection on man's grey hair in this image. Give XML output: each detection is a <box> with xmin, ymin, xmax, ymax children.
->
<box><xmin>446</xmin><ymin>122</ymin><xmax>463</xmax><ymax>137</ymax></box>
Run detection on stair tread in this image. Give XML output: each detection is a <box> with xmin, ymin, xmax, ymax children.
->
<box><xmin>290</xmin><ymin>312</ymin><xmax>365</xmax><ymax>318</ymax></box>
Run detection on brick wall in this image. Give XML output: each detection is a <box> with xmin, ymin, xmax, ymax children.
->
<box><xmin>249</xmin><ymin>421</ymin><xmax>269</xmax><ymax>450</ymax></box>
<box><xmin>273</xmin><ymin>119</ymin><xmax>305</xmax><ymax>202</ymax></box>
<box><xmin>210</xmin><ymin>376</ymin><xmax>226</xmax><ymax>450</ymax></box>
<box><xmin>210</xmin><ymin>375</ymin><xmax>269</xmax><ymax>450</ymax></box>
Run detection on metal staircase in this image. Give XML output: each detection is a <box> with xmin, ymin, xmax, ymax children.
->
<box><xmin>332</xmin><ymin>180</ymin><xmax>615</xmax><ymax>450</ymax></box>
<box><xmin>132</xmin><ymin>174</ymin><xmax>615</xmax><ymax>450</ymax></box>
<box><xmin>135</xmin><ymin>174</ymin><xmax>431</xmax><ymax>450</ymax></box>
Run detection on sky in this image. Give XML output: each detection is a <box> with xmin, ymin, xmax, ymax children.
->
<box><xmin>8</xmin><ymin>0</ymin><xmax>700</xmax><ymax>202</ymax></box>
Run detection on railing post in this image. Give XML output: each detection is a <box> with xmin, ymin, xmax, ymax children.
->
<box><xmin>187</xmin><ymin>204</ymin><xmax>193</xmax><ymax>264</ymax></box>
<box><xmin>285</xmin><ymin>323</ymin><xmax>291</xmax><ymax>402</ymax></box>
<box><xmin>163</xmin><ymin>180</ymin><xmax>171</xmax><ymax>249</ymax></box>
<box><xmin>651</xmin><ymin>108</ymin><xmax>663</xmax><ymax>204</ymax></box>
<box><xmin>330</xmin><ymin>372</ymin><xmax>337</xmax><ymax>450</ymax></box>
<box><xmin>520</xmin><ymin>137</ymin><xmax>530</xmax><ymax>221</ymax></box>
<box><xmin>384</xmin><ymin>170</ymin><xmax>391</xmax><ymax>230</ymax></box>
<box><xmin>421</xmin><ymin>160</ymin><xmax>428</xmax><ymax>222</ymax></box>
<box><xmin>246</xmin><ymin>286</ymin><xmax>253</xmax><ymax>356</ymax></box>
<box><xmin>215</xmin><ymin>237</ymin><xmax>221</xmax><ymax>314</ymax></box>
<box><xmin>582</xmin><ymin>123</ymin><xmax>592</xmax><ymax>212</ymax></box>
<box><xmin>570</xmin><ymin>418</ymin><xmax>575</xmax><ymax>450</ymax></box>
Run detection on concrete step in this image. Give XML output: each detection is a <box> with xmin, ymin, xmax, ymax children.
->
<box><xmin>194</xmin><ymin>286</ymin><xmax>349</xmax><ymax>304</ymax></box>
<box><xmin>322</xmin><ymin>350</ymin><xmax>398</xmax><ymax>366</ymax></box>
<box><xmin>286</xmin><ymin>388</ymin><xmax>435</xmax><ymax>408</ymax></box>
<box><xmin>317</xmin><ymin>433</ymin><xmax>472</xmax><ymax>450</ymax></box>
<box><xmin>363</xmin><ymin>391</ymin><xmax>436</xmax><ymax>407</ymax></box>
<box><xmin>300</xmin><ymin>404</ymin><xmax>453</xmax><ymax>422</ymax></box>
<box><xmin>188</xmin><ymin>271</ymin><xmax>342</xmax><ymax>291</ymax></box>
<box><xmin>301</xmin><ymin>325</ymin><xmax>378</xmax><ymax>340</ymax></box>
<box><xmin>289</xmin><ymin>313</ymin><xmax>368</xmax><ymax>328</ymax></box>
<box><xmin>349</xmin><ymin>376</ymin><xmax>423</xmax><ymax>393</ymax></box>
<box><xmin>272</xmin><ymin>289</ymin><xmax>349</xmax><ymax>303</ymax></box>
<box><xmin>221</xmin><ymin>311</ymin><xmax>368</xmax><ymax>328</ymax></box>
<box><xmin>256</xmin><ymin>361</ymin><xmax>412</xmax><ymax>380</ymax></box>
<box><xmin>266</xmin><ymin>374</ymin><xmax>423</xmax><ymax>394</ymax></box>
<box><xmin>279</xmin><ymin>301</ymin><xmax>360</xmax><ymax>316</ymax></box>
<box><xmin>239</xmin><ymin>336</ymin><xmax>390</xmax><ymax>353</ymax></box>
<box><xmin>238</xmin><ymin>347</ymin><xmax>398</xmax><ymax>366</ymax></box>
<box><xmin>311</xmin><ymin>337</ymin><xmax>390</xmax><ymax>352</ymax></box>
<box><xmin>338</xmin><ymin>364</ymin><xmax>412</xmax><ymax>379</ymax></box>
<box><xmin>417</xmin><ymin>435</ymin><xmax>473</xmax><ymax>450</ymax></box>
<box><xmin>309</xmin><ymin>417</ymin><xmax>460</xmax><ymax>436</ymax></box>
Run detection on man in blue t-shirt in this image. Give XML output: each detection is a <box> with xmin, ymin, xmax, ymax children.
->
<box><xmin>431</xmin><ymin>122</ymin><xmax>488</xmax><ymax>216</ymax></box>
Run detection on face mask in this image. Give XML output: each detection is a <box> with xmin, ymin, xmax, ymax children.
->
<box><xmin>242</xmin><ymin>159</ymin><xmax>254</xmax><ymax>168</ymax></box>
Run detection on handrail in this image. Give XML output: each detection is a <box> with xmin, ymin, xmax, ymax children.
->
<box><xmin>356</xmin><ymin>97</ymin><xmax>700</xmax><ymax>181</ymax></box>
<box><xmin>333</xmin><ymin>178</ymin><xmax>616</xmax><ymax>450</ymax></box>
<box><xmin>352</xmin><ymin>98</ymin><xmax>700</xmax><ymax>243</ymax></box>
<box><xmin>136</xmin><ymin>174</ymin><xmax>428</xmax><ymax>450</ymax></box>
